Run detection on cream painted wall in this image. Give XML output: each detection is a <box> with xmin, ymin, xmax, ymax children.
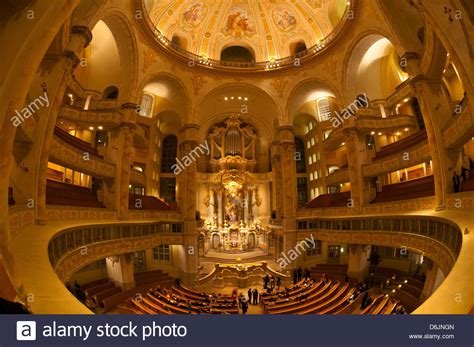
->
<box><xmin>83</xmin><ymin>20</ymin><xmax>122</xmax><ymax>94</ymax></box>
<box><xmin>70</xmin><ymin>267</ymin><xmax>107</xmax><ymax>286</ymax></box>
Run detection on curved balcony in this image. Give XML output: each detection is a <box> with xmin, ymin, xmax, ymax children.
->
<box><xmin>362</xmin><ymin>132</ymin><xmax>431</xmax><ymax>177</ymax></box>
<box><xmin>48</xmin><ymin>221</ymin><xmax>183</xmax><ymax>283</ymax></box>
<box><xmin>326</xmin><ymin>167</ymin><xmax>350</xmax><ymax>186</ymax></box>
<box><xmin>323</xmin><ymin>127</ymin><xmax>346</xmax><ymax>151</ymax></box>
<box><xmin>10</xmin><ymin>205</ymin><xmax>472</xmax><ymax>314</ymax></box>
<box><xmin>134</xmin><ymin>0</ymin><xmax>357</xmax><ymax>75</ymax></box>
<box><xmin>50</xmin><ymin>129</ymin><xmax>115</xmax><ymax>178</ymax></box>
<box><xmin>295</xmin><ymin>210</ymin><xmax>473</xmax><ymax>314</ymax></box>
<box><xmin>296</xmin><ymin>215</ymin><xmax>461</xmax><ymax>277</ymax></box>
<box><xmin>130</xmin><ymin>169</ymin><xmax>146</xmax><ymax>186</ymax></box>
<box><xmin>59</xmin><ymin>105</ymin><xmax>123</xmax><ymax>127</ymax></box>
<box><xmin>443</xmin><ymin>94</ymin><xmax>473</xmax><ymax>149</ymax></box>
<box><xmin>353</xmin><ymin>114</ymin><xmax>418</xmax><ymax>132</ymax></box>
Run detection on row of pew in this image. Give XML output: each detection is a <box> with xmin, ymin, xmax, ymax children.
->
<box><xmin>122</xmin><ymin>284</ymin><xmax>238</xmax><ymax>315</ymax></box>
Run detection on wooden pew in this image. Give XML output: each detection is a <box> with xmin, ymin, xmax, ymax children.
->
<box><xmin>361</xmin><ymin>294</ymin><xmax>384</xmax><ymax>314</ymax></box>
<box><xmin>268</xmin><ymin>281</ymin><xmax>337</xmax><ymax>314</ymax></box>
<box><xmin>297</xmin><ymin>283</ymin><xmax>349</xmax><ymax>314</ymax></box>
<box><xmin>80</xmin><ymin>278</ymin><xmax>109</xmax><ymax>291</ymax></box>
<box><xmin>85</xmin><ymin>282</ymin><xmax>114</xmax><ymax>298</ymax></box>
<box><xmin>318</xmin><ymin>287</ymin><xmax>356</xmax><ymax>314</ymax></box>
<box><xmin>94</xmin><ymin>287</ymin><xmax>122</xmax><ymax>307</ymax></box>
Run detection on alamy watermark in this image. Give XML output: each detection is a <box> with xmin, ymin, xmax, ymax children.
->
<box><xmin>277</xmin><ymin>234</ymin><xmax>316</xmax><ymax>268</ymax></box>
<box><xmin>330</xmin><ymin>93</ymin><xmax>368</xmax><ymax>128</ymax></box>
<box><xmin>11</xmin><ymin>91</ymin><xmax>49</xmax><ymax>127</ymax></box>
<box><xmin>171</xmin><ymin>140</ymin><xmax>210</xmax><ymax>175</ymax></box>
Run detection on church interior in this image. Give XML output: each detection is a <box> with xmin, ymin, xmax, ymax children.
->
<box><xmin>0</xmin><ymin>0</ymin><xmax>473</xmax><ymax>316</ymax></box>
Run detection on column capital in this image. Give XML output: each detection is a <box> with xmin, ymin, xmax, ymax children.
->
<box><xmin>71</xmin><ymin>26</ymin><xmax>93</xmax><ymax>47</ymax></box>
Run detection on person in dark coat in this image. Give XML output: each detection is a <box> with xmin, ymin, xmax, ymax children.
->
<box><xmin>241</xmin><ymin>300</ymin><xmax>248</xmax><ymax>314</ymax></box>
<box><xmin>252</xmin><ymin>289</ymin><xmax>259</xmax><ymax>305</ymax></box>
<box><xmin>361</xmin><ymin>291</ymin><xmax>369</xmax><ymax>309</ymax></box>
<box><xmin>293</xmin><ymin>269</ymin><xmax>298</xmax><ymax>284</ymax></box>
<box><xmin>453</xmin><ymin>171</ymin><xmax>461</xmax><ymax>192</ymax></box>
<box><xmin>276</xmin><ymin>277</ymin><xmax>281</xmax><ymax>289</ymax></box>
<box><xmin>263</xmin><ymin>274</ymin><xmax>270</xmax><ymax>289</ymax></box>
<box><xmin>247</xmin><ymin>288</ymin><xmax>252</xmax><ymax>303</ymax></box>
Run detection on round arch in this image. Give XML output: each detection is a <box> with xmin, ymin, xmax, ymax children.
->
<box><xmin>342</xmin><ymin>31</ymin><xmax>408</xmax><ymax>101</ymax></box>
<box><xmin>137</xmin><ymin>73</ymin><xmax>191</xmax><ymax>122</ymax></box>
<box><xmin>286</xmin><ymin>78</ymin><xmax>343</xmax><ymax>126</ymax></box>
<box><xmin>193</xmin><ymin>83</ymin><xmax>283</xmax><ymax>127</ymax></box>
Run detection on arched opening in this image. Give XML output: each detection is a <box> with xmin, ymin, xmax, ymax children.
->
<box><xmin>102</xmin><ymin>85</ymin><xmax>119</xmax><ymax>99</ymax></box>
<box><xmin>171</xmin><ymin>34</ymin><xmax>187</xmax><ymax>50</ymax></box>
<box><xmin>290</xmin><ymin>40</ymin><xmax>307</xmax><ymax>55</ymax></box>
<box><xmin>220</xmin><ymin>46</ymin><xmax>255</xmax><ymax>63</ymax></box>
<box><xmin>346</xmin><ymin>35</ymin><xmax>408</xmax><ymax>100</ymax></box>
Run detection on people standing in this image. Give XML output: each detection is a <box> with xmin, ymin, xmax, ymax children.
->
<box><xmin>276</xmin><ymin>276</ymin><xmax>281</xmax><ymax>289</ymax></box>
<box><xmin>263</xmin><ymin>274</ymin><xmax>269</xmax><ymax>289</ymax></box>
<box><xmin>252</xmin><ymin>288</ymin><xmax>259</xmax><ymax>305</ymax></box>
<box><xmin>241</xmin><ymin>299</ymin><xmax>248</xmax><ymax>314</ymax></box>
<box><xmin>453</xmin><ymin>171</ymin><xmax>460</xmax><ymax>192</ymax></box>
<box><xmin>247</xmin><ymin>288</ymin><xmax>252</xmax><ymax>303</ymax></box>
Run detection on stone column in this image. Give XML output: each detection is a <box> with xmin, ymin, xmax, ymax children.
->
<box><xmin>35</xmin><ymin>26</ymin><xmax>93</xmax><ymax>224</ymax></box>
<box><xmin>175</xmin><ymin>124</ymin><xmax>200</xmax><ymax>283</ymax></box>
<box><xmin>0</xmin><ymin>1</ymin><xmax>81</xmax><ymax>296</ymax></box>
<box><xmin>420</xmin><ymin>260</ymin><xmax>445</xmax><ymax>301</ymax></box>
<box><xmin>347</xmin><ymin>244</ymin><xmax>371</xmax><ymax>281</ymax></box>
<box><xmin>217</xmin><ymin>189</ymin><xmax>223</xmax><ymax>227</ymax></box>
<box><xmin>276</xmin><ymin>126</ymin><xmax>298</xmax><ymax>261</ymax></box>
<box><xmin>243</xmin><ymin>189</ymin><xmax>249</xmax><ymax>225</ymax></box>
<box><xmin>106</xmin><ymin>254</ymin><xmax>135</xmax><ymax>291</ymax></box>
<box><xmin>413</xmin><ymin>78</ymin><xmax>456</xmax><ymax>210</ymax></box>
<box><xmin>344</xmin><ymin>129</ymin><xmax>372</xmax><ymax>212</ymax></box>
<box><xmin>252</xmin><ymin>188</ymin><xmax>259</xmax><ymax>221</ymax></box>
<box><xmin>208</xmin><ymin>187</ymin><xmax>214</xmax><ymax>221</ymax></box>
<box><xmin>103</xmin><ymin>103</ymin><xmax>137</xmax><ymax>219</ymax></box>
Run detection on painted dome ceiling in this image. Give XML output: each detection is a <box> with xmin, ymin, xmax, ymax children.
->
<box><xmin>144</xmin><ymin>0</ymin><xmax>349</xmax><ymax>62</ymax></box>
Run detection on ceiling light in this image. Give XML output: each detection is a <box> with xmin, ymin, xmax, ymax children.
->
<box><xmin>98</xmin><ymin>126</ymin><xmax>103</xmax><ymax>130</ymax></box>
<box><xmin>89</xmin><ymin>126</ymin><xmax>94</xmax><ymax>130</ymax></box>
<box><xmin>395</xmin><ymin>132</ymin><xmax>401</xmax><ymax>136</ymax></box>
<box><xmin>378</xmin><ymin>132</ymin><xmax>382</xmax><ymax>136</ymax></box>
<box><xmin>403</xmin><ymin>98</ymin><xmax>409</xmax><ymax>102</ymax></box>
<box><xmin>231</xmin><ymin>96</ymin><xmax>234</xmax><ymax>100</ymax></box>
<box><xmin>238</xmin><ymin>96</ymin><xmax>242</xmax><ymax>100</ymax></box>
<box><xmin>404</xmin><ymin>128</ymin><xmax>409</xmax><ymax>132</ymax></box>
<box><xmin>370</xmin><ymin>131</ymin><xmax>375</xmax><ymax>135</ymax></box>
<box><xmin>224</xmin><ymin>97</ymin><xmax>228</xmax><ymax>101</ymax></box>
<box><xmin>341</xmin><ymin>142</ymin><xmax>345</xmax><ymax>146</ymax></box>
<box><xmin>244</xmin><ymin>97</ymin><xmax>248</xmax><ymax>101</ymax></box>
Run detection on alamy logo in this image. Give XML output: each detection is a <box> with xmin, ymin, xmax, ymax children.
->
<box><xmin>17</xmin><ymin>321</ymin><xmax>37</xmax><ymax>341</ymax></box>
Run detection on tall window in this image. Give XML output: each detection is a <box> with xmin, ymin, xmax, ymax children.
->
<box><xmin>317</xmin><ymin>98</ymin><xmax>332</xmax><ymax>122</ymax></box>
<box><xmin>140</xmin><ymin>94</ymin><xmax>153</xmax><ymax>117</ymax></box>
<box><xmin>161</xmin><ymin>135</ymin><xmax>178</xmax><ymax>172</ymax></box>
<box><xmin>295</xmin><ymin>137</ymin><xmax>306</xmax><ymax>173</ymax></box>
<box><xmin>297</xmin><ymin>177</ymin><xmax>308</xmax><ymax>205</ymax></box>
<box><xmin>153</xmin><ymin>244</ymin><xmax>170</xmax><ymax>261</ymax></box>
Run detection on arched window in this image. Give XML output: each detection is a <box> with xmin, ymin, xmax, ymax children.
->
<box><xmin>290</xmin><ymin>40</ymin><xmax>307</xmax><ymax>55</ymax></box>
<box><xmin>220</xmin><ymin>46</ymin><xmax>255</xmax><ymax>63</ymax></box>
<box><xmin>161</xmin><ymin>135</ymin><xmax>178</xmax><ymax>172</ymax></box>
<box><xmin>171</xmin><ymin>34</ymin><xmax>187</xmax><ymax>50</ymax></box>
<box><xmin>317</xmin><ymin>98</ymin><xmax>332</xmax><ymax>122</ymax></box>
<box><xmin>140</xmin><ymin>94</ymin><xmax>154</xmax><ymax>117</ymax></box>
<box><xmin>102</xmin><ymin>86</ymin><xmax>119</xmax><ymax>99</ymax></box>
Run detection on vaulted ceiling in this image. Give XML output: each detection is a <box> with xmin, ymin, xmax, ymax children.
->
<box><xmin>144</xmin><ymin>0</ymin><xmax>348</xmax><ymax>61</ymax></box>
